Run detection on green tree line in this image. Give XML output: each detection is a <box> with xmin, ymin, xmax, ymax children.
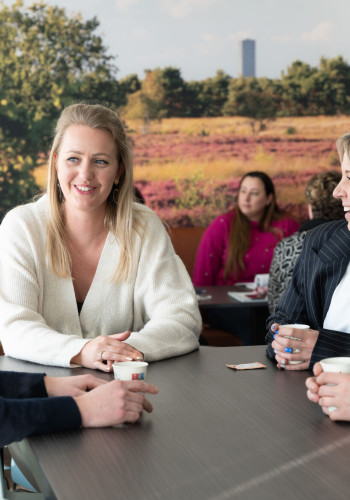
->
<box><xmin>123</xmin><ymin>57</ymin><xmax>350</xmax><ymax>127</ymax></box>
<box><xmin>1</xmin><ymin>0</ymin><xmax>350</xmax><ymax>219</ymax></box>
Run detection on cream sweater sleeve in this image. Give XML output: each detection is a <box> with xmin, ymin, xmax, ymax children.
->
<box><xmin>0</xmin><ymin>202</ymin><xmax>201</xmax><ymax>367</ymax></box>
<box><xmin>0</xmin><ymin>203</ymin><xmax>90</xmax><ymax>367</ymax></box>
<box><xmin>127</xmin><ymin>210</ymin><xmax>201</xmax><ymax>361</ymax></box>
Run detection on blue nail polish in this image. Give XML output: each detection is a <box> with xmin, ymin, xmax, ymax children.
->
<box><xmin>275</xmin><ymin>330</ymin><xmax>279</xmax><ymax>335</ymax></box>
<box><xmin>273</xmin><ymin>334</ymin><xmax>276</xmax><ymax>339</ymax></box>
<box><xmin>285</xmin><ymin>347</ymin><xmax>292</xmax><ymax>353</ymax></box>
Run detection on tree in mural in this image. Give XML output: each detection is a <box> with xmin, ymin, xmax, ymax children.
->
<box><xmin>122</xmin><ymin>67</ymin><xmax>191</xmax><ymax>130</ymax></box>
<box><xmin>223</xmin><ymin>77</ymin><xmax>280</xmax><ymax>133</ymax></box>
<box><xmin>0</xmin><ymin>0</ymin><xmax>118</xmax><ymax>219</ymax></box>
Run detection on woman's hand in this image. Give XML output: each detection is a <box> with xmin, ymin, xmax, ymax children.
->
<box><xmin>74</xmin><ymin>379</ymin><xmax>159</xmax><ymax>427</ymax></box>
<box><xmin>71</xmin><ymin>330</ymin><xmax>144</xmax><ymax>372</ymax></box>
<box><xmin>270</xmin><ymin>323</ymin><xmax>319</xmax><ymax>370</ymax></box>
<box><xmin>306</xmin><ymin>362</ymin><xmax>350</xmax><ymax>421</ymax></box>
<box><xmin>44</xmin><ymin>374</ymin><xmax>107</xmax><ymax>397</ymax></box>
<box><xmin>305</xmin><ymin>362</ymin><xmax>323</xmax><ymax>403</ymax></box>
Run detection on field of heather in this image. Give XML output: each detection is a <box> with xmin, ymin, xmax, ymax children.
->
<box><xmin>34</xmin><ymin>115</ymin><xmax>350</xmax><ymax>227</ymax></box>
<box><xmin>127</xmin><ymin>115</ymin><xmax>350</xmax><ymax>226</ymax></box>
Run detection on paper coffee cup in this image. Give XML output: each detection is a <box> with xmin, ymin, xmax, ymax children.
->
<box><xmin>320</xmin><ymin>357</ymin><xmax>350</xmax><ymax>412</ymax></box>
<box><xmin>279</xmin><ymin>324</ymin><xmax>310</xmax><ymax>364</ymax></box>
<box><xmin>254</xmin><ymin>273</ymin><xmax>269</xmax><ymax>288</ymax></box>
<box><xmin>113</xmin><ymin>361</ymin><xmax>148</xmax><ymax>381</ymax></box>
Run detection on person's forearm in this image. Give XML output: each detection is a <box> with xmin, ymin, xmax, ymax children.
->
<box><xmin>0</xmin><ymin>396</ymin><xmax>81</xmax><ymax>448</ymax></box>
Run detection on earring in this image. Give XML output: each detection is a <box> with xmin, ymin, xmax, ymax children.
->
<box><xmin>57</xmin><ymin>181</ymin><xmax>63</xmax><ymax>203</ymax></box>
<box><xmin>112</xmin><ymin>183</ymin><xmax>119</xmax><ymax>206</ymax></box>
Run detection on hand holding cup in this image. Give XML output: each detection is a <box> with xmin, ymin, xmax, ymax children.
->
<box><xmin>271</xmin><ymin>323</ymin><xmax>319</xmax><ymax>370</ymax></box>
<box><xmin>306</xmin><ymin>359</ymin><xmax>350</xmax><ymax>421</ymax></box>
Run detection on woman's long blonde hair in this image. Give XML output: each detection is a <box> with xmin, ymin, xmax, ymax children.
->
<box><xmin>46</xmin><ymin>103</ymin><xmax>137</xmax><ymax>282</ymax></box>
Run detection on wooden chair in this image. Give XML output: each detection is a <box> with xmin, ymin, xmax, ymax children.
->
<box><xmin>200</xmin><ymin>324</ymin><xmax>243</xmax><ymax>347</ymax></box>
<box><xmin>168</xmin><ymin>227</ymin><xmax>242</xmax><ymax>347</ymax></box>
<box><xmin>168</xmin><ymin>226</ymin><xmax>206</xmax><ymax>277</ymax></box>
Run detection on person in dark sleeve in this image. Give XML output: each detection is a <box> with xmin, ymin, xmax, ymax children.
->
<box><xmin>265</xmin><ymin>132</ymin><xmax>350</xmax><ymax>371</ymax></box>
<box><xmin>0</xmin><ymin>371</ymin><xmax>158</xmax><ymax>448</ymax></box>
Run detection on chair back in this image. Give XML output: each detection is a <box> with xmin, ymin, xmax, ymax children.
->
<box><xmin>168</xmin><ymin>226</ymin><xmax>206</xmax><ymax>277</ymax></box>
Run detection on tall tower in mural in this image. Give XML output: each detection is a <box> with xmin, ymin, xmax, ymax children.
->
<box><xmin>239</xmin><ymin>39</ymin><xmax>256</xmax><ymax>77</ymax></box>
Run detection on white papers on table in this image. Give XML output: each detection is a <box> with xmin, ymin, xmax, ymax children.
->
<box><xmin>228</xmin><ymin>291</ymin><xmax>268</xmax><ymax>303</ymax></box>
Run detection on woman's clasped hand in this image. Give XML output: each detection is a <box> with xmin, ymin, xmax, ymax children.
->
<box><xmin>73</xmin><ymin>378</ymin><xmax>158</xmax><ymax>427</ymax></box>
<box><xmin>71</xmin><ymin>331</ymin><xmax>144</xmax><ymax>372</ymax></box>
<box><xmin>306</xmin><ymin>363</ymin><xmax>350</xmax><ymax>421</ymax></box>
<box><xmin>271</xmin><ymin>323</ymin><xmax>319</xmax><ymax>370</ymax></box>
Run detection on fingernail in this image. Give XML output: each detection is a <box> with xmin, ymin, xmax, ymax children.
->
<box><xmin>136</xmin><ymin>356</ymin><xmax>143</xmax><ymax>360</ymax></box>
<box><xmin>126</xmin><ymin>357</ymin><xmax>133</xmax><ymax>361</ymax></box>
<box><xmin>273</xmin><ymin>334</ymin><xmax>276</xmax><ymax>339</ymax></box>
<box><xmin>275</xmin><ymin>330</ymin><xmax>279</xmax><ymax>335</ymax></box>
<box><xmin>273</xmin><ymin>349</ymin><xmax>277</xmax><ymax>354</ymax></box>
<box><xmin>285</xmin><ymin>347</ymin><xmax>292</xmax><ymax>353</ymax></box>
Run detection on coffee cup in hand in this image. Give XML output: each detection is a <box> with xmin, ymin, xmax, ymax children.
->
<box><xmin>320</xmin><ymin>357</ymin><xmax>350</xmax><ymax>412</ymax></box>
<box><xmin>279</xmin><ymin>324</ymin><xmax>310</xmax><ymax>365</ymax></box>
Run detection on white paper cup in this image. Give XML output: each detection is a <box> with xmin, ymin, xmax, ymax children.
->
<box><xmin>113</xmin><ymin>361</ymin><xmax>148</xmax><ymax>381</ymax></box>
<box><xmin>254</xmin><ymin>273</ymin><xmax>269</xmax><ymax>288</ymax></box>
<box><xmin>279</xmin><ymin>324</ymin><xmax>310</xmax><ymax>364</ymax></box>
<box><xmin>319</xmin><ymin>357</ymin><xmax>350</xmax><ymax>413</ymax></box>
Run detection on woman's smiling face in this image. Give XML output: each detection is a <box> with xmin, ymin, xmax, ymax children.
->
<box><xmin>55</xmin><ymin>124</ymin><xmax>121</xmax><ymax>216</ymax></box>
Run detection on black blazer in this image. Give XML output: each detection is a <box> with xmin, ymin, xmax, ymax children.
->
<box><xmin>266</xmin><ymin>219</ymin><xmax>350</xmax><ymax>368</ymax></box>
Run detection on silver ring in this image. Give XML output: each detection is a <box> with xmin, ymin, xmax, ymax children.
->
<box><xmin>99</xmin><ymin>351</ymin><xmax>104</xmax><ymax>361</ymax></box>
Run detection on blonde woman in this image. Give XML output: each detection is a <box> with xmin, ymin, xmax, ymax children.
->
<box><xmin>0</xmin><ymin>103</ymin><xmax>201</xmax><ymax>371</ymax></box>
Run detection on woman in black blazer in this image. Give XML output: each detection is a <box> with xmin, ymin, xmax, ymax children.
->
<box><xmin>266</xmin><ymin>132</ymin><xmax>350</xmax><ymax>370</ymax></box>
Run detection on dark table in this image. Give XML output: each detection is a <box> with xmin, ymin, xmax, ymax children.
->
<box><xmin>2</xmin><ymin>346</ymin><xmax>350</xmax><ymax>500</ymax></box>
<box><xmin>197</xmin><ymin>285</ymin><xmax>270</xmax><ymax>345</ymax></box>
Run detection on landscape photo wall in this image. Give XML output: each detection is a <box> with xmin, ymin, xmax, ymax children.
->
<box><xmin>124</xmin><ymin>115</ymin><xmax>350</xmax><ymax>227</ymax></box>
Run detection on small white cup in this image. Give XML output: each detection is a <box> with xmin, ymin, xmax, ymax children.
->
<box><xmin>254</xmin><ymin>273</ymin><xmax>269</xmax><ymax>288</ymax></box>
<box><xmin>320</xmin><ymin>357</ymin><xmax>350</xmax><ymax>412</ymax></box>
<box><xmin>113</xmin><ymin>361</ymin><xmax>148</xmax><ymax>381</ymax></box>
<box><xmin>279</xmin><ymin>324</ymin><xmax>310</xmax><ymax>365</ymax></box>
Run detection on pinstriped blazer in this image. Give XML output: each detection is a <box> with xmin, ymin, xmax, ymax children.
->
<box><xmin>265</xmin><ymin>219</ymin><xmax>350</xmax><ymax>368</ymax></box>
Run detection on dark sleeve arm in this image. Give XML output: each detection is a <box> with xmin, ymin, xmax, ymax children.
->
<box><xmin>310</xmin><ymin>328</ymin><xmax>350</xmax><ymax>367</ymax></box>
<box><xmin>0</xmin><ymin>396</ymin><xmax>82</xmax><ymax>448</ymax></box>
<box><xmin>0</xmin><ymin>371</ymin><xmax>47</xmax><ymax>399</ymax></box>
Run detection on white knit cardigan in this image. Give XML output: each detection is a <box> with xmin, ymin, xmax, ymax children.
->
<box><xmin>0</xmin><ymin>196</ymin><xmax>201</xmax><ymax>367</ymax></box>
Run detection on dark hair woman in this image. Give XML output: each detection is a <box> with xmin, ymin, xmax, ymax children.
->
<box><xmin>193</xmin><ymin>171</ymin><xmax>298</xmax><ymax>286</ymax></box>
